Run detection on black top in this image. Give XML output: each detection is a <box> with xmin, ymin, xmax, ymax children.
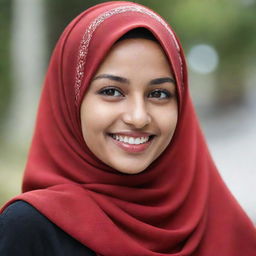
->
<box><xmin>0</xmin><ymin>201</ymin><xmax>96</xmax><ymax>256</ymax></box>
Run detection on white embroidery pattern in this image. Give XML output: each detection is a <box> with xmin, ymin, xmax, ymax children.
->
<box><xmin>75</xmin><ymin>5</ymin><xmax>183</xmax><ymax>103</ymax></box>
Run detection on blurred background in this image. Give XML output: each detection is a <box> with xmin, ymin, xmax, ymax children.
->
<box><xmin>0</xmin><ymin>0</ymin><xmax>255</xmax><ymax>222</ymax></box>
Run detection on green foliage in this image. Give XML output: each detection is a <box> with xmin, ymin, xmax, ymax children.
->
<box><xmin>0</xmin><ymin>0</ymin><xmax>11</xmax><ymax>133</ymax></box>
<box><xmin>45</xmin><ymin>0</ymin><xmax>107</xmax><ymax>52</ymax></box>
<box><xmin>137</xmin><ymin>0</ymin><xmax>256</xmax><ymax>54</ymax></box>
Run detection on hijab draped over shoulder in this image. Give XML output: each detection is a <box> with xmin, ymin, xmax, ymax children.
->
<box><xmin>2</xmin><ymin>1</ymin><xmax>256</xmax><ymax>255</ymax></box>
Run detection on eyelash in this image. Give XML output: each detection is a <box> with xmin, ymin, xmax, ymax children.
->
<box><xmin>148</xmin><ymin>89</ymin><xmax>171</xmax><ymax>99</ymax></box>
<box><xmin>98</xmin><ymin>87</ymin><xmax>173</xmax><ymax>100</ymax></box>
<box><xmin>98</xmin><ymin>87</ymin><xmax>124</xmax><ymax>97</ymax></box>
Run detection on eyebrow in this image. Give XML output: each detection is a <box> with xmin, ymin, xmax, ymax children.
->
<box><xmin>92</xmin><ymin>74</ymin><xmax>175</xmax><ymax>85</ymax></box>
<box><xmin>92</xmin><ymin>74</ymin><xmax>129</xmax><ymax>84</ymax></box>
<box><xmin>149</xmin><ymin>77</ymin><xmax>175</xmax><ymax>85</ymax></box>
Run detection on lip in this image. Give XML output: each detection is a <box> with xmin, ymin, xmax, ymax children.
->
<box><xmin>108</xmin><ymin>131</ymin><xmax>155</xmax><ymax>153</ymax></box>
<box><xmin>109</xmin><ymin>131</ymin><xmax>154</xmax><ymax>137</ymax></box>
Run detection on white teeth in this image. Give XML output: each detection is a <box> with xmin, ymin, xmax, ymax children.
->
<box><xmin>134</xmin><ymin>138</ymin><xmax>140</xmax><ymax>145</ymax></box>
<box><xmin>111</xmin><ymin>134</ymin><xmax>151</xmax><ymax>145</ymax></box>
<box><xmin>128</xmin><ymin>137</ymin><xmax>135</xmax><ymax>144</ymax></box>
<box><xmin>124</xmin><ymin>137</ymin><xmax>129</xmax><ymax>143</ymax></box>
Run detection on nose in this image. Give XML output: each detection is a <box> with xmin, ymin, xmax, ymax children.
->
<box><xmin>122</xmin><ymin>96</ymin><xmax>152</xmax><ymax>129</ymax></box>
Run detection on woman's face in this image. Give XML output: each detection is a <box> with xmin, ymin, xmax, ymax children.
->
<box><xmin>80</xmin><ymin>38</ymin><xmax>178</xmax><ymax>174</ymax></box>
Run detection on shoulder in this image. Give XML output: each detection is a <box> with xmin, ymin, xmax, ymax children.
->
<box><xmin>0</xmin><ymin>201</ymin><xmax>95</xmax><ymax>256</ymax></box>
<box><xmin>0</xmin><ymin>201</ymin><xmax>52</xmax><ymax>256</ymax></box>
<box><xmin>0</xmin><ymin>200</ymin><xmax>49</xmax><ymax>244</ymax></box>
<box><xmin>1</xmin><ymin>200</ymin><xmax>48</xmax><ymax>232</ymax></box>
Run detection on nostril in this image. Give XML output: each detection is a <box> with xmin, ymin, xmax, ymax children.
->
<box><xmin>122</xmin><ymin>110</ymin><xmax>151</xmax><ymax>128</ymax></box>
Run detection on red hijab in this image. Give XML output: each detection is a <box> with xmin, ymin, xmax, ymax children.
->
<box><xmin>2</xmin><ymin>1</ymin><xmax>256</xmax><ymax>255</ymax></box>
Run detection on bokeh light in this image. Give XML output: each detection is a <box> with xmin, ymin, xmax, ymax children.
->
<box><xmin>187</xmin><ymin>44</ymin><xmax>219</xmax><ymax>74</ymax></box>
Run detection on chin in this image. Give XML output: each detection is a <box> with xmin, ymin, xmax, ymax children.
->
<box><xmin>106</xmin><ymin>151</ymin><xmax>161</xmax><ymax>175</ymax></box>
<box><xmin>112</xmin><ymin>163</ymin><xmax>149</xmax><ymax>175</ymax></box>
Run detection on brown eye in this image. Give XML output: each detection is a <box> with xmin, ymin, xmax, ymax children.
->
<box><xmin>99</xmin><ymin>87</ymin><xmax>123</xmax><ymax>97</ymax></box>
<box><xmin>148</xmin><ymin>89</ymin><xmax>171</xmax><ymax>99</ymax></box>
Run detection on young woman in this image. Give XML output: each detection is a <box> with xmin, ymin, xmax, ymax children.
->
<box><xmin>1</xmin><ymin>1</ymin><xmax>256</xmax><ymax>255</ymax></box>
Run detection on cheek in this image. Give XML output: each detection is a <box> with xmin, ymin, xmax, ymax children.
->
<box><xmin>153</xmin><ymin>105</ymin><xmax>178</xmax><ymax>138</ymax></box>
<box><xmin>81</xmin><ymin>99</ymin><xmax>117</xmax><ymax>137</ymax></box>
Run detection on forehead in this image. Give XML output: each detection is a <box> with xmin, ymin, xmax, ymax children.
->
<box><xmin>94</xmin><ymin>38</ymin><xmax>172</xmax><ymax>77</ymax></box>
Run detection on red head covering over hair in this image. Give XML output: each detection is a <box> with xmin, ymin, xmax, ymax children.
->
<box><xmin>2</xmin><ymin>1</ymin><xmax>256</xmax><ymax>255</ymax></box>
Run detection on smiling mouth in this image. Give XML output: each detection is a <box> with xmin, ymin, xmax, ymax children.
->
<box><xmin>109</xmin><ymin>134</ymin><xmax>155</xmax><ymax>145</ymax></box>
<box><xmin>108</xmin><ymin>133</ymin><xmax>155</xmax><ymax>153</ymax></box>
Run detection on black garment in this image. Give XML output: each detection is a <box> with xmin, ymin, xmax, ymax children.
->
<box><xmin>0</xmin><ymin>201</ymin><xmax>96</xmax><ymax>256</ymax></box>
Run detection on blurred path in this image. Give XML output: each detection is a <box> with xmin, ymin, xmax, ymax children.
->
<box><xmin>202</xmin><ymin>93</ymin><xmax>256</xmax><ymax>222</ymax></box>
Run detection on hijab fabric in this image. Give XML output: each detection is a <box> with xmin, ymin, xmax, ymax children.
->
<box><xmin>2</xmin><ymin>1</ymin><xmax>256</xmax><ymax>255</ymax></box>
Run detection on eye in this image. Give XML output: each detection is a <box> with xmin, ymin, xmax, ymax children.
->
<box><xmin>148</xmin><ymin>89</ymin><xmax>171</xmax><ymax>99</ymax></box>
<box><xmin>98</xmin><ymin>87</ymin><xmax>124</xmax><ymax>97</ymax></box>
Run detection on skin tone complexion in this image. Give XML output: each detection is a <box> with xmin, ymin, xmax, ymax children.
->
<box><xmin>80</xmin><ymin>38</ymin><xmax>178</xmax><ymax>174</ymax></box>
